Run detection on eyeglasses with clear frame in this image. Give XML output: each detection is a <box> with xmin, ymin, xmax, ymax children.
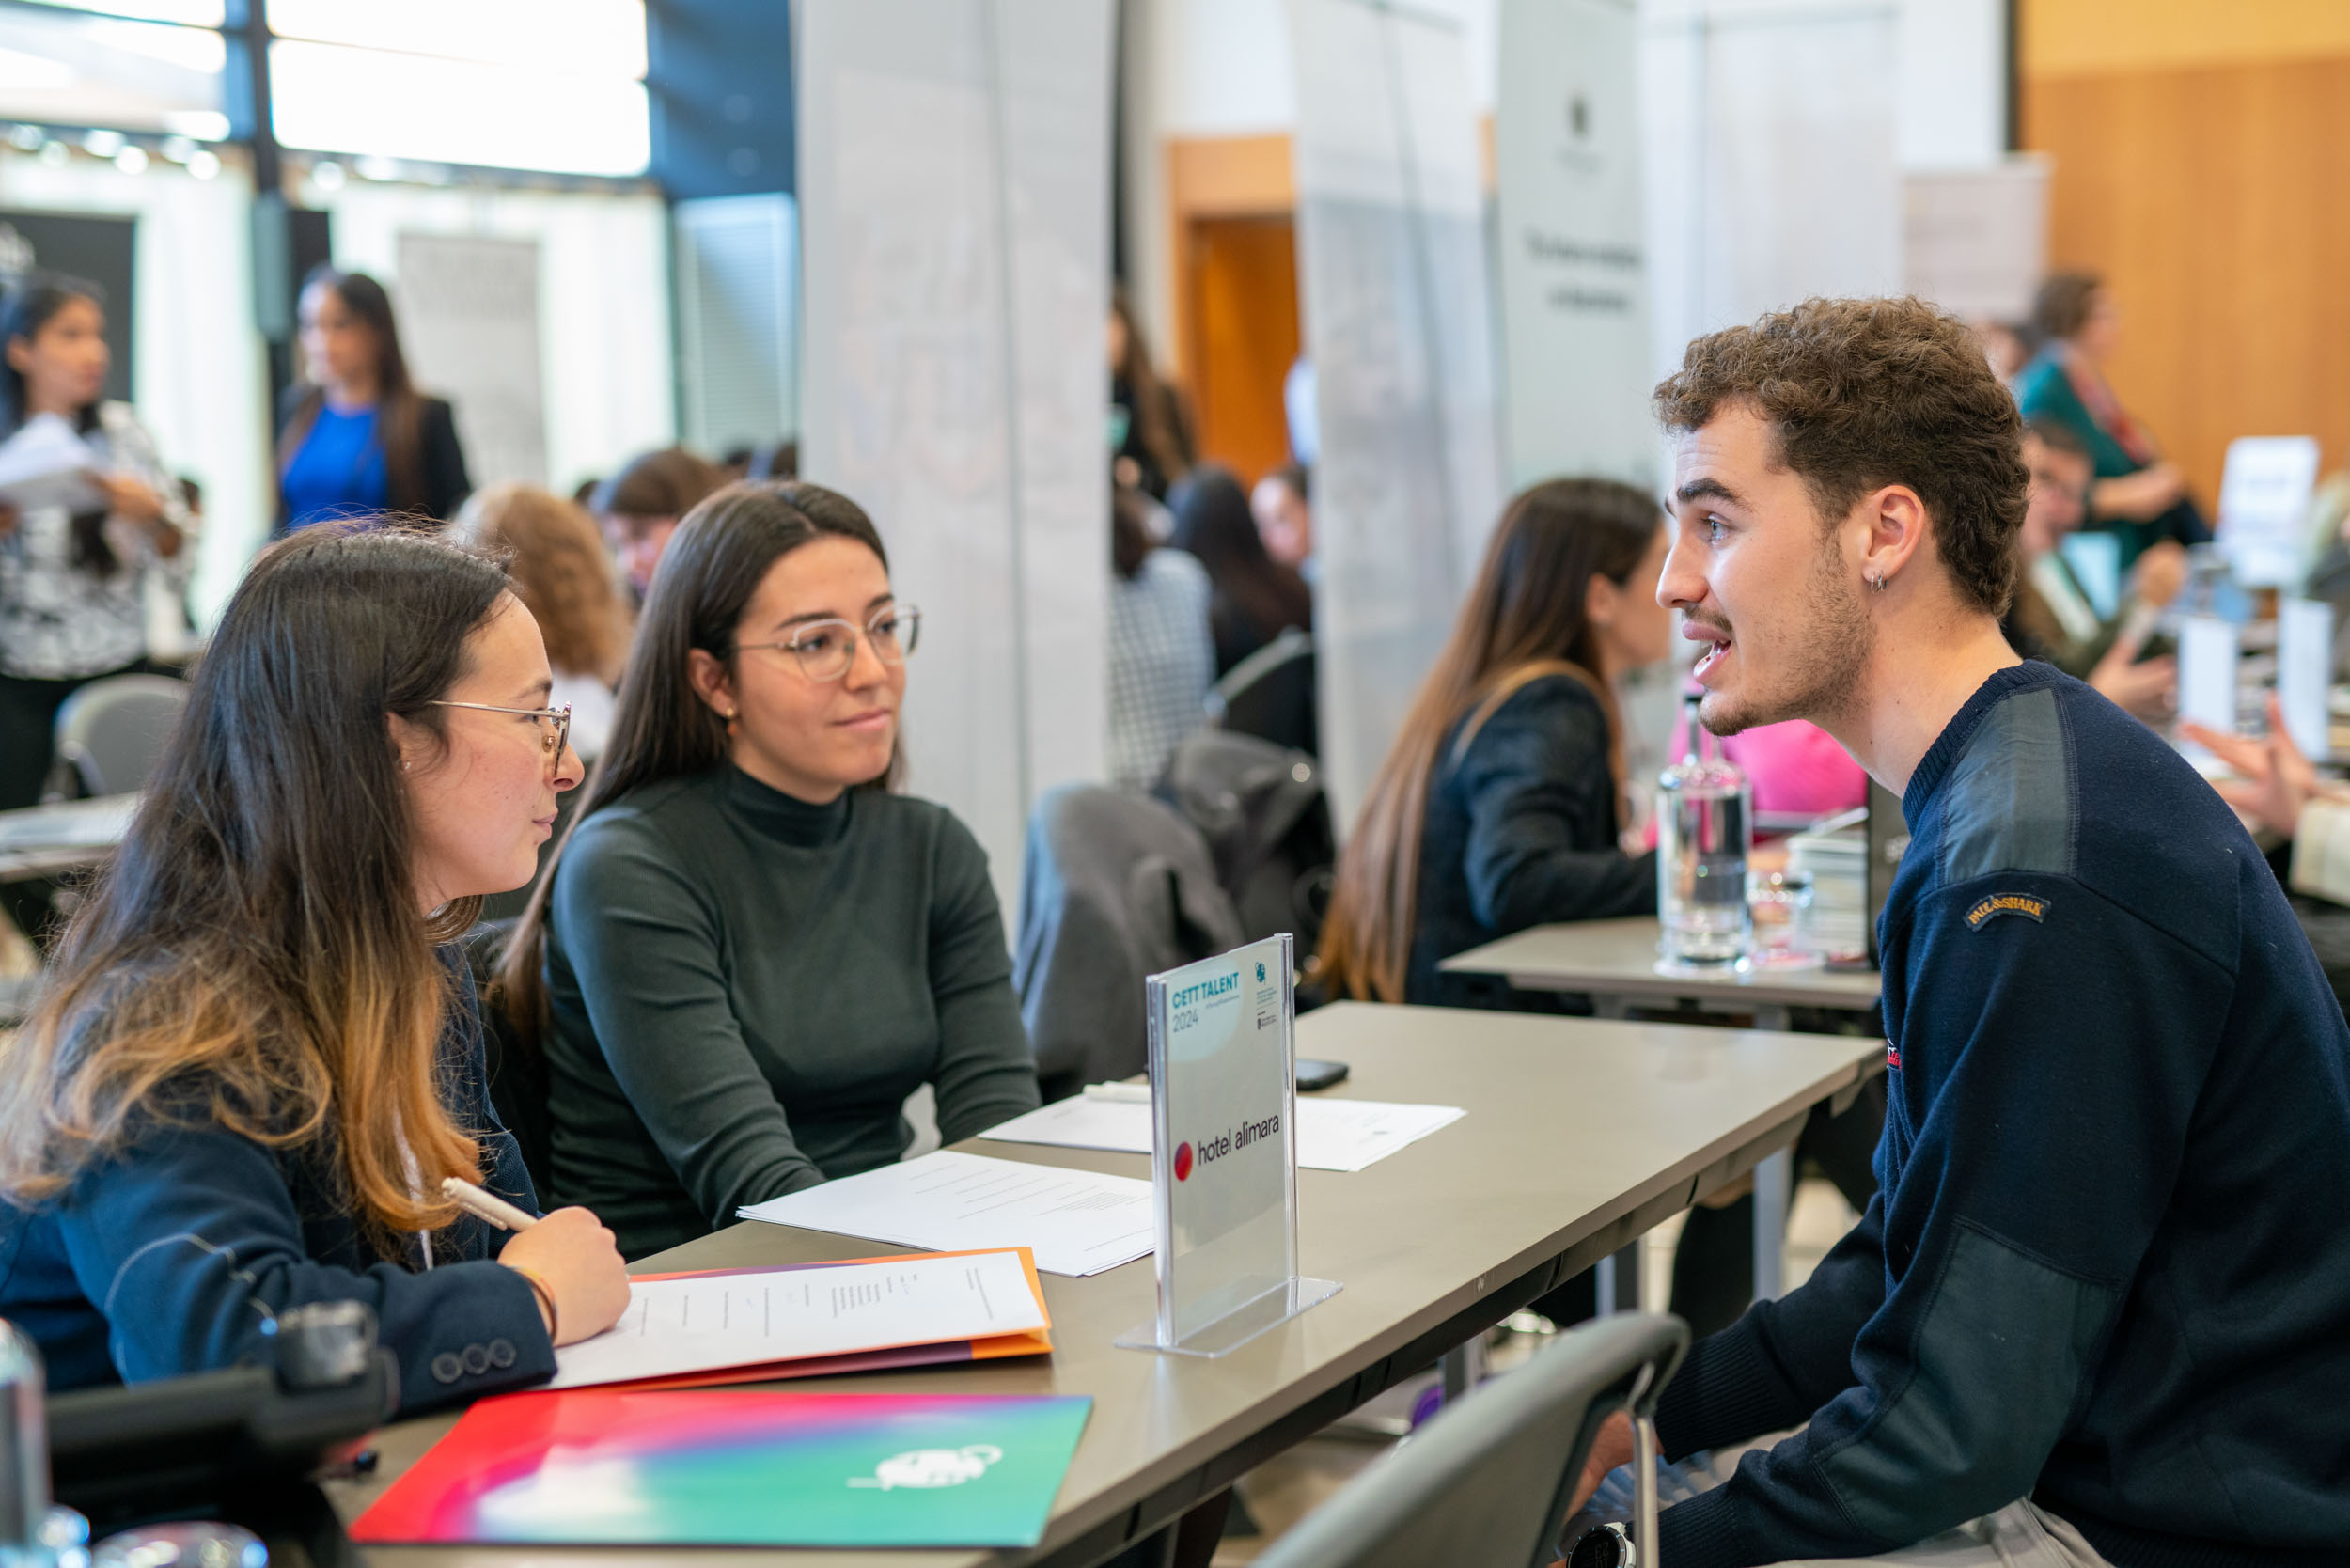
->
<box><xmin>427</xmin><ymin>700</ymin><xmax>572</xmax><ymax>773</ymax></box>
<box><xmin>735</xmin><ymin>604</ymin><xmax>921</xmax><ymax>682</ymax></box>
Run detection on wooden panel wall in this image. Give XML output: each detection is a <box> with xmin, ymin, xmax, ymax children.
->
<box><xmin>1183</xmin><ymin>215</ymin><xmax>1300</xmax><ymax>485</ymax></box>
<box><xmin>2025</xmin><ymin>55</ymin><xmax>2350</xmax><ymax>504</ymax></box>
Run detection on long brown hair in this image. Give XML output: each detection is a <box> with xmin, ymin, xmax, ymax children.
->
<box><xmin>451</xmin><ymin>482</ymin><xmax>632</xmax><ymax>682</ymax></box>
<box><xmin>0</xmin><ymin>525</ymin><xmax>513</xmax><ymax>1252</ymax></box>
<box><xmin>1111</xmin><ymin>286</ymin><xmax>1192</xmax><ymax>490</ymax></box>
<box><xmin>498</xmin><ymin>481</ymin><xmax>898</xmax><ymax>1042</ymax></box>
<box><xmin>1169</xmin><ymin>464</ymin><xmax>1313</xmax><ymax>636</ymax></box>
<box><xmin>277</xmin><ymin>268</ymin><xmax>431</xmax><ymax>515</ymax></box>
<box><xmin>1315</xmin><ymin>478</ymin><xmax>1661</xmax><ymax>1003</ymax></box>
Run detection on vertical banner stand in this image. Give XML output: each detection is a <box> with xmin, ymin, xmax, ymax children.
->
<box><xmin>1117</xmin><ymin>935</ymin><xmax>1341</xmax><ymax>1358</ymax></box>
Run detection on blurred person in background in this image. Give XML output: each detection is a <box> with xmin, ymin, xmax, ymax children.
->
<box><xmin>1167</xmin><ymin>464</ymin><xmax>1312</xmax><ymax>676</ymax></box>
<box><xmin>1250</xmin><ymin>462</ymin><xmax>1315</xmax><ymax>580</ymax></box>
<box><xmin>449</xmin><ymin>483</ymin><xmax>632</xmax><ymax>765</ymax></box>
<box><xmin>590</xmin><ymin>447</ymin><xmax>727</xmax><ymax>603</ymax></box>
<box><xmin>1317</xmin><ymin>478</ymin><xmax>1668</xmax><ymax>1011</ymax></box>
<box><xmin>2005</xmin><ymin>419</ymin><xmax>2180</xmax><ymax>723</ymax></box>
<box><xmin>1107</xmin><ymin>288</ymin><xmax>1192</xmax><ymax>500</ymax></box>
<box><xmin>1107</xmin><ymin>483</ymin><xmax>1214</xmax><ymax>791</ymax></box>
<box><xmin>2015</xmin><ymin>272</ymin><xmax>2207</xmax><ymax>572</ymax></box>
<box><xmin>277</xmin><ymin>267</ymin><xmax>471</xmax><ymax>531</ymax></box>
<box><xmin>0</xmin><ymin>274</ymin><xmax>193</xmax><ymax>819</ymax></box>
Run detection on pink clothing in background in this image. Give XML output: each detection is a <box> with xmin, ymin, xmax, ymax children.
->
<box><xmin>1667</xmin><ymin>712</ymin><xmax>1869</xmax><ymax>815</ymax></box>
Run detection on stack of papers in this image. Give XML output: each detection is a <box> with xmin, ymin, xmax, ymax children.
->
<box><xmin>552</xmin><ymin>1247</ymin><xmax>1051</xmax><ymax>1390</ymax></box>
<box><xmin>979</xmin><ymin>1092</ymin><xmax>1465</xmax><ymax>1172</ymax></box>
<box><xmin>0</xmin><ymin>412</ymin><xmax>103</xmax><ymax>512</ymax></box>
<box><xmin>740</xmin><ymin>1151</ymin><xmax>1155</xmax><ymax>1277</ymax></box>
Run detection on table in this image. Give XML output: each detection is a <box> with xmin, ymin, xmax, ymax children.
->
<box><xmin>1440</xmin><ymin>917</ymin><xmax>1882</xmax><ymax>1031</ymax></box>
<box><xmin>327</xmin><ymin>1004</ymin><xmax>1881</xmax><ymax>1568</ymax></box>
<box><xmin>1441</xmin><ymin>917</ymin><xmax>1884</xmax><ymax>1298</ymax></box>
<box><xmin>0</xmin><ymin>794</ymin><xmax>137</xmax><ymax>885</ymax></box>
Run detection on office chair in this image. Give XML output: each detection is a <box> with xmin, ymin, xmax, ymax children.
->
<box><xmin>48</xmin><ymin>674</ymin><xmax>189</xmax><ymax>799</ymax></box>
<box><xmin>1249</xmin><ymin>1313</ymin><xmax>1687</xmax><ymax>1568</ymax></box>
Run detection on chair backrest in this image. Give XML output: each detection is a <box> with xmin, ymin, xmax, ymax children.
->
<box><xmin>1250</xmin><ymin>1314</ymin><xmax>1688</xmax><ymax>1568</ymax></box>
<box><xmin>1012</xmin><ymin>784</ymin><xmax>1245</xmax><ymax>1102</ymax></box>
<box><xmin>49</xmin><ymin>675</ymin><xmax>189</xmax><ymax>798</ymax></box>
<box><xmin>1209</xmin><ymin>625</ymin><xmax>1318</xmax><ymax>757</ymax></box>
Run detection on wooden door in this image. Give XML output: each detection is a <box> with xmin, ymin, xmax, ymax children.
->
<box><xmin>1181</xmin><ymin>213</ymin><xmax>1302</xmax><ymax>486</ymax></box>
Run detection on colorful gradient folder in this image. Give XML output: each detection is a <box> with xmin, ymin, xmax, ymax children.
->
<box><xmin>351</xmin><ymin>1389</ymin><xmax>1093</xmax><ymax>1547</ymax></box>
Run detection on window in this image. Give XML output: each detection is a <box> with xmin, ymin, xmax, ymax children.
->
<box><xmin>0</xmin><ymin>7</ymin><xmax>227</xmax><ymax>139</ymax></box>
<box><xmin>265</xmin><ymin>0</ymin><xmax>650</xmax><ymax>177</ymax></box>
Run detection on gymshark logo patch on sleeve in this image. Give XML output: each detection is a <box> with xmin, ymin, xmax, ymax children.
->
<box><xmin>1965</xmin><ymin>892</ymin><xmax>2051</xmax><ymax>931</ymax></box>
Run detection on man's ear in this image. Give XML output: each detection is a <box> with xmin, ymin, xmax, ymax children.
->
<box><xmin>1856</xmin><ymin>484</ymin><xmax>1933</xmax><ymax>591</ymax></box>
<box><xmin>686</xmin><ymin>648</ymin><xmax>735</xmax><ymax>717</ymax></box>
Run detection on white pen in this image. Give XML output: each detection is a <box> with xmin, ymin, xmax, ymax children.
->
<box><xmin>441</xmin><ymin>1176</ymin><xmax>540</xmax><ymax>1231</ymax></box>
<box><xmin>1081</xmin><ymin>1081</ymin><xmax>1153</xmax><ymax>1103</ymax></box>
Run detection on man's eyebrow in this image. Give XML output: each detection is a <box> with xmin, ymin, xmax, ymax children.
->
<box><xmin>1672</xmin><ymin>477</ymin><xmax>1746</xmax><ymax>511</ymax></box>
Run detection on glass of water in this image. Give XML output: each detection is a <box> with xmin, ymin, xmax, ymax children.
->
<box><xmin>1747</xmin><ymin>869</ymin><xmax>1820</xmax><ymax>970</ymax></box>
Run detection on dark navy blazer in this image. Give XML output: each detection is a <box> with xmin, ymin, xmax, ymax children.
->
<box><xmin>0</xmin><ymin>953</ymin><xmax>556</xmax><ymax>1415</ymax></box>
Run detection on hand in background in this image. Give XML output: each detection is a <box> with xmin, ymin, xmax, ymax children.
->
<box><xmin>2129</xmin><ymin>541</ymin><xmax>2188</xmax><ymax>609</ymax></box>
<box><xmin>2094</xmin><ymin>463</ymin><xmax>2187</xmax><ymax>523</ymax></box>
<box><xmin>1571</xmin><ymin>1409</ymin><xmax>1637</xmax><ymax>1515</ymax></box>
<box><xmin>94</xmin><ymin>472</ymin><xmax>166</xmax><ymax>525</ymax></box>
<box><xmin>2089</xmin><ymin>651</ymin><xmax>2175</xmax><ymax>722</ymax></box>
<box><xmin>2183</xmin><ymin>694</ymin><xmax>2326</xmax><ymax>840</ymax></box>
<box><xmin>498</xmin><ymin>1206</ymin><xmax>631</xmax><ymax>1346</ymax></box>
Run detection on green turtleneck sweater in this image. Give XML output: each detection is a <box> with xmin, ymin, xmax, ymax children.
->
<box><xmin>541</xmin><ymin>766</ymin><xmax>1041</xmax><ymax>1260</ymax></box>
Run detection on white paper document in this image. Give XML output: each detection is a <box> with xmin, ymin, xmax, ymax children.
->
<box><xmin>979</xmin><ymin>1094</ymin><xmax>1465</xmax><ymax>1174</ymax></box>
<box><xmin>2278</xmin><ymin>597</ymin><xmax>2334</xmax><ymax>761</ymax></box>
<box><xmin>549</xmin><ymin>1247</ymin><xmax>1046</xmax><ymax>1389</ymax></box>
<box><xmin>2177</xmin><ymin>617</ymin><xmax>2240</xmax><ymax>770</ymax></box>
<box><xmin>739</xmin><ymin>1151</ymin><xmax>1156</xmax><ymax>1277</ymax></box>
<box><xmin>0</xmin><ymin>413</ymin><xmax>104</xmax><ymax>512</ymax></box>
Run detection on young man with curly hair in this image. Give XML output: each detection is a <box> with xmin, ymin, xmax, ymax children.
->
<box><xmin>1571</xmin><ymin>297</ymin><xmax>2350</xmax><ymax>1568</ymax></box>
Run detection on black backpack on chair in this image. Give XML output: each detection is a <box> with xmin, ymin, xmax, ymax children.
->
<box><xmin>1154</xmin><ymin>729</ymin><xmax>1337</xmax><ymax>954</ymax></box>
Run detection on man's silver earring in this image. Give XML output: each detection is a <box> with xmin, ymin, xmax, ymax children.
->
<box><xmin>1871</xmin><ymin>572</ymin><xmax>1888</xmax><ymax>592</ymax></box>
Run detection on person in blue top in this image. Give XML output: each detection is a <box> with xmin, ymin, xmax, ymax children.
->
<box><xmin>275</xmin><ymin>267</ymin><xmax>471</xmax><ymax>532</ymax></box>
<box><xmin>1566</xmin><ymin>296</ymin><xmax>2350</xmax><ymax>1567</ymax></box>
<box><xmin>0</xmin><ymin>524</ymin><xmax>629</xmax><ymax>1412</ymax></box>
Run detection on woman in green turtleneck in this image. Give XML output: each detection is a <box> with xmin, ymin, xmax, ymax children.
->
<box><xmin>502</xmin><ymin>481</ymin><xmax>1040</xmax><ymax>1261</ymax></box>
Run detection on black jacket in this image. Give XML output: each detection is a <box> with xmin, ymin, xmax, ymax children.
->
<box><xmin>274</xmin><ymin>388</ymin><xmax>472</xmax><ymax>529</ymax></box>
<box><xmin>1405</xmin><ymin>674</ymin><xmax>1654</xmax><ymax>1007</ymax></box>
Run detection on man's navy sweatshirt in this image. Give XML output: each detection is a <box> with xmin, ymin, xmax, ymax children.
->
<box><xmin>1653</xmin><ymin>662</ymin><xmax>2350</xmax><ymax>1567</ymax></box>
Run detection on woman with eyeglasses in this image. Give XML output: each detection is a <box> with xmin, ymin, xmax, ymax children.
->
<box><xmin>0</xmin><ymin>525</ymin><xmax>630</xmax><ymax>1409</ymax></box>
<box><xmin>502</xmin><ymin>482</ymin><xmax>1041</xmax><ymax>1260</ymax></box>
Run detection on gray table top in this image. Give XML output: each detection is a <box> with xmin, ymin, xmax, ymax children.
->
<box><xmin>1442</xmin><ymin>917</ymin><xmax>1884</xmax><ymax>1012</ymax></box>
<box><xmin>0</xmin><ymin>793</ymin><xmax>136</xmax><ymax>885</ymax></box>
<box><xmin>326</xmin><ymin>1003</ymin><xmax>1881</xmax><ymax>1567</ymax></box>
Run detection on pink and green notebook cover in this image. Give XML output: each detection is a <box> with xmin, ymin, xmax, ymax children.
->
<box><xmin>351</xmin><ymin>1388</ymin><xmax>1092</xmax><ymax>1548</ymax></box>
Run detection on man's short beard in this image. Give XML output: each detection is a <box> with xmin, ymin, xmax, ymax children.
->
<box><xmin>1700</xmin><ymin>539</ymin><xmax>1873</xmax><ymax>736</ymax></box>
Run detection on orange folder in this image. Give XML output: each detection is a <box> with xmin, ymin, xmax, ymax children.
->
<box><xmin>592</xmin><ymin>1247</ymin><xmax>1054</xmax><ymax>1392</ymax></box>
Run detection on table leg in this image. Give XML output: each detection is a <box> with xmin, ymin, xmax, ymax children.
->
<box><xmin>1440</xmin><ymin>1334</ymin><xmax>1486</xmax><ymax>1402</ymax></box>
<box><xmin>1751</xmin><ymin>1147</ymin><xmax>1792</xmax><ymax>1301</ymax></box>
<box><xmin>1591</xmin><ymin>1241</ymin><xmax>1641</xmax><ymax>1316</ymax></box>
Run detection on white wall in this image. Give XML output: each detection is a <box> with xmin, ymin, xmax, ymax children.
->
<box><xmin>0</xmin><ymin>148</ymin><xmax>271</xmax><ymax>626</ymax></box>
<box><xmin>315</xmin><ymin>180</ymin><xmax>676</xmax><ymax>500</ymax></box>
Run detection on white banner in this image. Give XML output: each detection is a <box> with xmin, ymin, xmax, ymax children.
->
<box><xmin>1288</xmin><ymin>0</ymin><xmax>1504</xmax><ymax>825</ymax></box>
<box><xmin>797</xmin><ymin>0</ymin><xmax>1113</xmax><ymax>910</ymax></box>
<box><xmin>393</xmin><ymin>231</ymin><xmax>548</xmax><ymax>487</ymax></box>
<box><xmin>1903</xmin><ymin>157</ymin><xmax>2050</xmax><ymax>325</ymax></box>
<box><xmin>1495</xmin><ymin>0</ymin><xmax>1654</xmax><ymax>491</ymax></box>
<box><xmin>1641</xmin><ymin>0</ymin><xmax>1901</xmax><ymax>377</ymax></box>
